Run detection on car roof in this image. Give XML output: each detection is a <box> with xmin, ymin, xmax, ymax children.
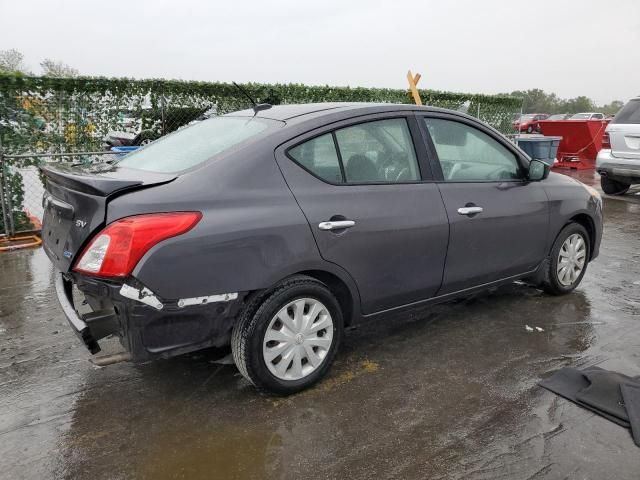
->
<box><xmin>228</xmin><ymin>102</ymin><xmax>467</xmax><ymax>124</ymax></box>
<box><xmin>232</xmin><ymin>103</ymin><xmax>356</xmax><ymax>120</ymax></box>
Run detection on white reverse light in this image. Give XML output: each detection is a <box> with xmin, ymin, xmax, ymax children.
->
<box><xmin>75</xmin><ymin>234</ymin><xmax>111</xmax><ymax>273</ymax></box>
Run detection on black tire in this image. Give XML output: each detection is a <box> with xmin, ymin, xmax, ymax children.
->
<box><xmin>527</xmin><ymin>125</ymin><xmax>533</xmax><ymax>133</ymax></box>
<box><xmin>600</xmin><ymin>176</ymin><xmax>630</xmax><ymax>195</ymax></box>
<box><xmin>231</xmin><ymin>275</ymin><xmax>343</xmax><ymax>395</ymax></box>
<box><xmin>541</xmin><ymin>223</ymin><xmax>590</xmax><ymax>295</ymax></box>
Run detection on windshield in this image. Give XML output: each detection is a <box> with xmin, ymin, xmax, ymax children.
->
<box><xmin>548</xmin><ymin>114</ymin><xmax>565</xmax><ymax>120</ymax></box>
<box><xmin>570</xmin><ymin>113</ymin><xmax>591</xmax><ymax>119</ymax></box>
<box><xmin>520</xmin><ymin>115</ymin><xmax>535</xmax><ymax>121</ymax></box>
<box><xmin>117</xmin><ymin>116</ymin><xmax>280</xmax><ymax>173</ymax></box>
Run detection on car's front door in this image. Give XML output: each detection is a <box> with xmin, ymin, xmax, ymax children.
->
<box><xmin>418</xmin><ymin>114</ymin><xmax>550</xmax><ymax>295</ymax></box>
<box><xmin>275</xmin><ymin>114</ymin><xmax>449</xmax><ymax>314</ymax></box>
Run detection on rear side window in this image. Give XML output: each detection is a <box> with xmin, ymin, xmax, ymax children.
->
<box><xmin>336</xmin><ymin>119</ymin><xmax>420</xmax><ymax>183</ymax></box>
<box><xmin>288</xmin><ymin>118</ymin><xmax>420</xmax><ymax>184</ymax></box>
<box><xmin>288</xmin><ymin>133</ymin><xmax>343</xmax><ymax>183</ymax></box>
<box><xmin>612</xmin><ymin>99</ymin><xmax>640</xmax><ymax>124</ymax></box>
<box><xmin>117</xmin><ymin>116</ymin><xmax>278</xmax><ymax>173</ymax></box>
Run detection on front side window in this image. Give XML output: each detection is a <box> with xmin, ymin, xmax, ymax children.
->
<box><xmin>288</xmin><ymin>118</ymin><xmax>420</xmax><ymax>184</ymax></box>
<box><xmin>423</xmin><ymin>118</ymin><xmax>521</xmax><ymax>182</ymax></box>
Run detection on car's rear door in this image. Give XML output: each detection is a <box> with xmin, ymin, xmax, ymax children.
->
<box><xmin>417</xmin><ymin>113</ymin><xmax>549</xmax><ymax>294</ymax></box>
<box><xmin>275</xmin><ymin>112</ymin><xmax>449</xmax><ymax>315</ymax></box>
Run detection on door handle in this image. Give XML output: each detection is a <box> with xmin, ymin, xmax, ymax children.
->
<box><xmin>318</xmin><ymin>220</ymin><xmax>356</xmax><ymax>231</ymax></box>
<box><xmin>457</xmin><ymin>206</ymin><xmax>483</xmax><ymax>216</ymax></box>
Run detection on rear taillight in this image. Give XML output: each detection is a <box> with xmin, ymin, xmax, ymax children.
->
<box><xmin>602</xmin><ymin>132</ymin><xmax>611</xmax><ymax>149</ymax></box>
<box><xmin>73</xmin><ymin>212</ymin><xmax>202</xmax><ymax>277</ymax></box>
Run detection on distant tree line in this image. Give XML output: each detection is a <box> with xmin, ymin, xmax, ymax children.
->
<box><xmin>0</xmin><ymin>48</ymin><xmax>78</xmax><ymax>77</ymax></box>
<box><xmin>501</xmin><ymin>88</ymin><xmax>624</xmax><ymax>116</ymax></box>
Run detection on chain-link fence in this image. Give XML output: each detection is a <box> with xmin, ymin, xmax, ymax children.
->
<box><xmin>0</xmin><ymin>74</ymin><xmax>521</xmax><ymax>236</ymax></box>
<box><xmin>0</xmin><ymin>150</ymin><xmax>123</xmax><ymax>237</ymax></box>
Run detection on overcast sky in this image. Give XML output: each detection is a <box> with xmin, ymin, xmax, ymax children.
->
<box><xmin>1</xmin><ymin>0</ymin><xmax>638</xmax><ymax>104</ymax></box>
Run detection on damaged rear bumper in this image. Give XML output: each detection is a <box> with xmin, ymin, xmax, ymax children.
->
<box><xmin>55</xmin><ymin>274</ymin><xmax>103</xmax><ymax>354</ymax></box>
<box><xmin>54</xmin><ymin>271</ymin><xmax>246</xmax><ymax>362</ymax></box>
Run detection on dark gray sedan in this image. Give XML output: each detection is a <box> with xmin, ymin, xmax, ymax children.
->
<box><xmin>41</xmin><ymin>103</ymin><xmax>603</xmax><ymax>394</ymax></box>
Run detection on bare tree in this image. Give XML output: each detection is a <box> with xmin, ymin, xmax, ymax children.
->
<box><xmin>0</xmin><ymin>49</ymin><xmax>29</xmax><ymax>73</ymax></box>
<box><xmin>40</xmin><ymin>58</ymin><xmax>79</xmax><ymax>77</ymax></box>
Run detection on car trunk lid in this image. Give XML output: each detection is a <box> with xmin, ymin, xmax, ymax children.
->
<box><xmin>40</xmin><ymin>162</ymin><xmax>176</xmax><ymax>272</ymax></box>
<box><xmin>608</xmin><ymin>99</ymin><xmax>640</xmax><ymax>160</ymax></box>
<box><xmin>608</xmin><ymin>124</ymin><xmax>640</xmax><ymax>160</ymax></box>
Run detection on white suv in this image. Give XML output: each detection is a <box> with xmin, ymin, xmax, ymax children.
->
<box><xmin>597</xmin><ymin>97</ymin><xmax>640</xmax><ymax>195</ymax></box>
<box><xmin>570</xmin><ymin>112</ymin><xmax>605</xmax><ymax>120</ymax></box>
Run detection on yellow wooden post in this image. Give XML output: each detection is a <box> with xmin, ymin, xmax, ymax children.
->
<box><xmin>406</xmin><ymin>70</ymin><xmax>422</xmax><ymax>105</ymax></box>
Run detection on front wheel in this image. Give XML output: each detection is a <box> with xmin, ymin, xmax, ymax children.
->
<box><xmin>600</xmin><ymin>176</ymin><xmax>630</xmax><ymax>195</ymax></box>
<box><xmin>231</xmin><ymin>276</ymin><xmax>343</xmax><ymax>395</ymax></box>
<box><xmin>541</xmin><ymin>223</ymin><xmax>590</xmax><ymax>295</ymax></box>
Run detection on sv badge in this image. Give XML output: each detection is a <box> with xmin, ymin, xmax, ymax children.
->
<box><xmin>75</xmin><ymin>219</ymin><xmax>87</xmax><ymax>228</ymax></box>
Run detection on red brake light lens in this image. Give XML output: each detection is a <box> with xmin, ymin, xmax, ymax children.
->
<box><xmin>602</xmin><ymin>132</ymin><xmax>611</xmax><ymax>149</ymax></box>
<box><xmin>73</xmin><ymin>212</ymin><xmax>202</xmax><ymax>277</ymax></box>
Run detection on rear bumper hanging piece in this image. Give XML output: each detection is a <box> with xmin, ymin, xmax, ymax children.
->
<box><xmin>119</xmin><ymin>283</ymin><xmax>164</xmax><ymax>310</ymax></box>
<box><xmin>177</xmin><ymin>292</ymin><xmax>238</xmax><ymax>308</ymax></box>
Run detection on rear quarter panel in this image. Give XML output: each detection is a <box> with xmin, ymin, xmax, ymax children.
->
<box><xmin>105</xmin><ymin>141</ymin><xmax>360</xmax><ymax>305</ymax></box>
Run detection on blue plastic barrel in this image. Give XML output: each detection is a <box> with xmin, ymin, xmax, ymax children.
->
<box><xmin>110</xmin><ymin>146</ymin><xmax>140</xmax><ymax>154</ymax></box>
<box><xmin>516</xmin><ymin>136</ymin><xmax>562</xmax><ymax>165</ymax></box>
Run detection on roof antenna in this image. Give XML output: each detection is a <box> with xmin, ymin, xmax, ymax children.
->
<box><xmin>232</xmin><ymin>82</ymin><xmax>272</xmax><ymax>114</ymax></box>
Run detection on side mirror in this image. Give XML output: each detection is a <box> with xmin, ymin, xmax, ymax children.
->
<box><xmin>528</xmin><ymin>159</ymin><xmax>550</xmax><ymax>181</ymax></box>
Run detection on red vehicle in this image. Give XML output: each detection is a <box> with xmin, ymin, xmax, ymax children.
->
<box><xmin>513</xmin><ymin>113</ymin><xmax>549</xmax><ymax>133</ymax></box>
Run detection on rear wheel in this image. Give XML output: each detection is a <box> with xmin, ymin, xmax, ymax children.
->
<box><xmin>541</xmin><ymin>223</ymin><xmax>590</xmax><ymax>295</ymax></box>
<box><xmin>231</xmin><ymin>276</ymin><xmax>343</xmax><ymax>395</ymax></box>
<box><xmin>600</xmin><ymin>176</ymin><xmax>630</xmax><ymax>195</ymax></box>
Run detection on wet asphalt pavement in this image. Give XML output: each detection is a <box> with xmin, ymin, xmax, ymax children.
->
<box><xmin>1</xmin><ymin>172</ymin><xmax>639</xmax><ymax>480</ymax></box>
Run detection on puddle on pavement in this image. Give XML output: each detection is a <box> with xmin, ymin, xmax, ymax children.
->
<box><xmin>2</xmin><ymin>192</ymin><xmax>640</xmax><ymax>479</ymax></box>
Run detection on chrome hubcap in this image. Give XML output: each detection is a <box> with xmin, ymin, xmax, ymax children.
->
<box><xmin>557</xmin><ymin>233</ymin><xmax>587</xmax><ymax>286</ymax></box>
<box><xmin>262</xmin><ymin>298</ymin><xmax>334</xmax><ymax>381</ymax></box>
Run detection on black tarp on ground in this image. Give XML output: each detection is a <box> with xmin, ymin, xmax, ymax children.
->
<box><xmin>539</xmin><ymin>366</ymin><xmax>640</xmax><ymax>447</ymax></box>
<box><xmin>622</xmin><ymin>383</ymin><xmax>640</xmax><ymax>447</ymax></box>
